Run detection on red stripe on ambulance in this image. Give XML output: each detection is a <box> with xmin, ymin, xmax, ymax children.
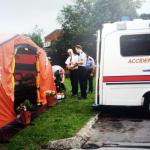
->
<box><xmin>103</xmin><ymin>75</ymin><xmax>150</xmax><ymax>82</ymax></box>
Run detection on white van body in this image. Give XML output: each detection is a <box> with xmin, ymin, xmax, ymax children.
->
<box><xmin>95</xmin><ymin>19</ymin><xmax>150</xmax><ymax>109</ymax></box>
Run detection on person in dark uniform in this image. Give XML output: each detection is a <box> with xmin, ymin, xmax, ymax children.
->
<box><xmin>86</xmin><ymin>55</ymin><xmax>95</xmax><ymax>93</ymax></box>
<box><xmin>75</xmin><ymin>45</ymin><xmax>87</xmax><ymax>99</ymax></box>
<box><xmin>65</xmin><ymin>49</ymin><xmax>79</xmax><ymax>96</ymax></box>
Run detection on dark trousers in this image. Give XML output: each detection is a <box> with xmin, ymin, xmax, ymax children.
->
<box><xmin>78</xmin><ymin>66</ymin><xmax>87</xmax><ymax>98</ymax></box>
<box><xmin>70</xmin><ymin>69</ymin><xmax>78</xmax><ymax>95</ymax></box>
<box><xmin>86</xmin><ymin>68</ymin><xmax>93</xmax><ymax>92</ymax></box>
<box><xmin>54</xmin><ymin>70</ymin><xmax>66</xmax><ymax>92</ymax></box>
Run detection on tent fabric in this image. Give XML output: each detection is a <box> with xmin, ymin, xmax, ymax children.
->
<box><xmin>0</xmin><ymin>34</ymin><xmax>56</xmax><ymax>128</ymax></box>
<box><xmin>0</xmin><ymin>33</ymin><xmax>18</xmax><ymax>45</ymax></box>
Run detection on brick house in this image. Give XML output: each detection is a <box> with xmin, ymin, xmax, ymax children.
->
<box><xmin>44</xmin><ymin>29</ymin><xmax>62</xmax><ymax>48</ymax></box>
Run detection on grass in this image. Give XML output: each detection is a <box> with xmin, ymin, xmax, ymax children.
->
<box><xmin>0</xmin><ymin>79</ymin><xmax>95</xmax><ymax>150</ymax></box>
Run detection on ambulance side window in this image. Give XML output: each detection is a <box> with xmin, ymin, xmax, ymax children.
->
<box><xmin>120</xmin><ymin>34</ymin><xmax>150</xmax><ymax>56</ymax></box>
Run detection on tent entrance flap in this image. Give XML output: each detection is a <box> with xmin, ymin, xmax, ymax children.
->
<box><xmin>14</xmin><ymin>44</ymin><xmax>38</xmax><ymax>113</ymax></box>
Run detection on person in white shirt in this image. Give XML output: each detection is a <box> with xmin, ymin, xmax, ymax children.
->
<box><xmin>65</xmin><ymin>49</ymin><xmax>79</xmax><ymax>96</ymax></box>
<box><xmin>52</xmin><ymin>65</ymin><xmax>65</xmax><ymax>92</ymax></box>
<box><xmin>75</xmin><ymin>45</ymin><xmax>87</xmax><ymax>99</ymax></box>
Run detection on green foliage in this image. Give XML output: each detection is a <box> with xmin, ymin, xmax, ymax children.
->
<box><xmin>24</xmin><ymin>99</ymin><xmax>34</xmax><ymax>111</ymax></box>
<box><xmin>52</xmin><ymin>0</ymin><xmax>142</xmax><ymax>65</ymax></box>
<box><xmin>90</xmin><ymin>0</ymin><xmax>141</xmax><ymax>30</ymax></box>
<box><xmin>25</xmin><ymin>25</ymin><xmax>43</xmax><ymax>48</ymax></box>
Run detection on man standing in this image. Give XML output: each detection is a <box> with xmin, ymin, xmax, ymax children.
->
<box><xmin>75</xmin><ymin>45</ymin><xmax>87</xmax><ymax>99</ymax></box>
<box><xmin>86</xmin><ymin>55</ymin><xmax>95</xmax><ymax>93</ymax></box>
<box><xmin>65</xmin><ymin>49</ymin><xmax>78</xmax><ymax>96</ymax></box>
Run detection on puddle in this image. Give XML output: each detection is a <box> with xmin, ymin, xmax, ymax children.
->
<box><xmin>129</xmin><ymin>119</ymin><xmax>143</xmax><ymax>122</ymax></box>
<box><xmin>81</xmin><ymin>143</ymin><xmax>100</xmax><ymax>149</ymax></box>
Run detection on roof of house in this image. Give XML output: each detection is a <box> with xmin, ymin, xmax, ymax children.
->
<box><xmin>45</xmin><ymin>29</ymin><xmax>62</xmax><ymax>39</ymax></box>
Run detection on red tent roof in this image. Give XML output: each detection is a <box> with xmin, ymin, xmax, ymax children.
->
<box><xmin>0</xmin><ymin>34</ymin><xmax>56</xmax><ymax>128</ymax></box>
<box><xmin>0</xmin><ymin>33</ymin><xmax>18</xmax><ymax>45</ymax></box>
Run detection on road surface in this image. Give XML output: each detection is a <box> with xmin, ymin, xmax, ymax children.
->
<box><xmin>82</xmin><ymin>107</ymin><xmax>150</xmax><ymax>149</ymax></box>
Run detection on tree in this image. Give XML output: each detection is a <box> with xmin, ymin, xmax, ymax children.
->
<box><xmin>90</xmin><ymin>0</ymin><xmax>141</xmax><ymax>31</ymax></box>
<box><xmin>140</xmin><ymin>13</ymin><xmax>150</xmax><ymax>20</ymax></box>
<box><xmin>25</xmin><ymin>25</ymin><xmax>43</xmax><ymax>48</ymax></box>
<box><xmin>52</xmin><ymin>0</ymin><xmax>142</xmax><ymax>65</ymax></box>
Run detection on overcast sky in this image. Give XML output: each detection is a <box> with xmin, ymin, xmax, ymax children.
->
<box><xmin>0</xmin><ymin>0</ymin><xmax>74</xmax><ymax>36</ymax></box>
<box><xmin>0</xmin><ymin>0</ymin><xmax>149</xmax><ymax>37</ymax></box>
<box><xmin>137</xmin><ymin>0</ymin><xmax>150</xmax><ymax>14</ymax></box>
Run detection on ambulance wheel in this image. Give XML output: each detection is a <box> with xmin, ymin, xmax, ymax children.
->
<box><xmin>143</xmin><ymin>97</ymin><xmax>150</xmax><ymax>117</ymax></box>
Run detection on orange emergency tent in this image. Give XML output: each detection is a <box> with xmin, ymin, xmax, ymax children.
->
<box><xmin>0</xmin><ymin>34</ymin><xmax>56</xmax><ymax>128</ymax></box>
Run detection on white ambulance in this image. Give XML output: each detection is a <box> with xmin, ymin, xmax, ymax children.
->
<box><xmin>95</xmin><ymin>19</ymin><xmax>150</xmax><ymax>114</ymax></box>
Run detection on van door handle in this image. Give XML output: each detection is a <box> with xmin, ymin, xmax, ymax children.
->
<box><xmin>143</xmin><ymin>69</ymin><xmax>150</xmax><ymax>72</ymax></box>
